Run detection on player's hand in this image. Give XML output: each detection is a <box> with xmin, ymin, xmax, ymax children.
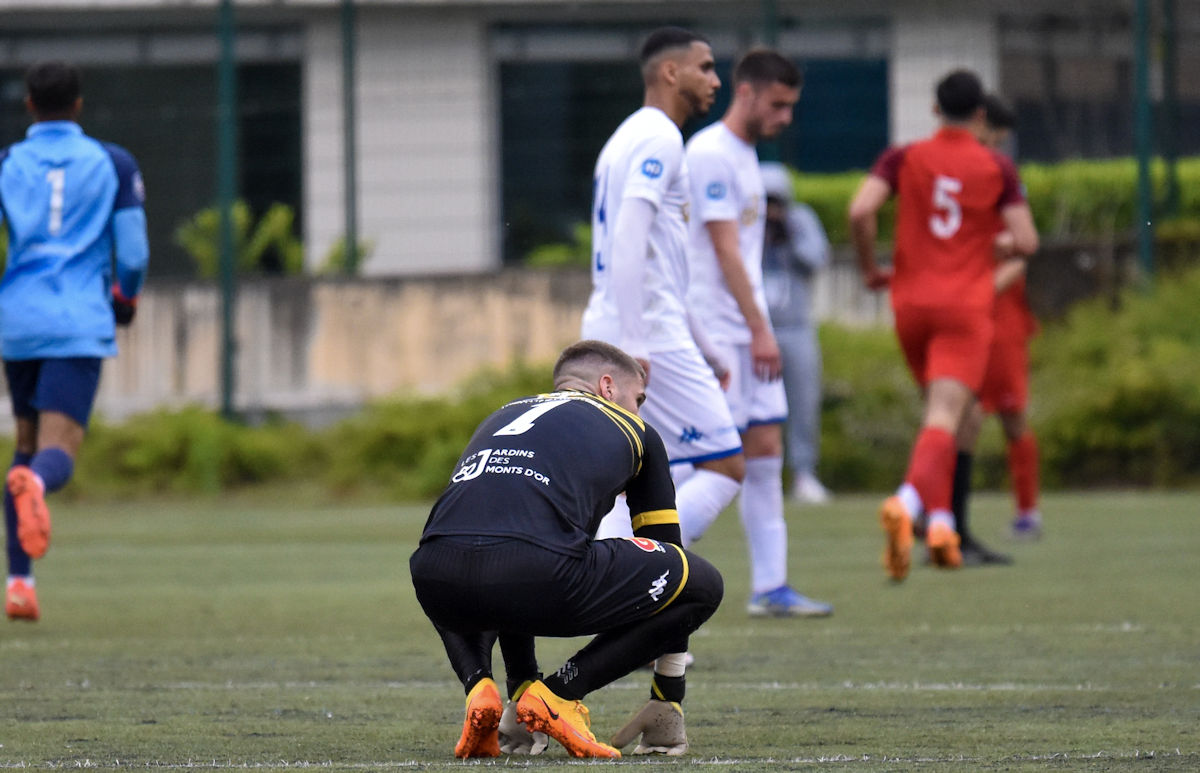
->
<box><xmin>112</xmin><ymin>284</ymin><xmax>138</xmax><ymax>326</ymax></box>
<box><xmin>864</xmin><ymin>266</ymin><xmax>893</xmax><ymax>291</ymax></box>
<box><xmin>993</xmin><ymin>230</ymin><xmax>1016</xmax><ymax>260</ymax></box>
<box><xmin>750</xmin><ymin>328</ymin><xmax>782</xmax><ymax>382</ymax></box>
<box><xmin>611</xmin><ymin>700</ymin><xmax>688</xmax><ymax>756</ymax></box>
<box><xmin>498</xmin><ymin>700</ymin><xmax>548</xmax><ymax>755</ymax></box>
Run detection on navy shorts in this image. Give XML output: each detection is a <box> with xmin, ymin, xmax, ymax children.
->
<box><xmin>3</xmin><ymin>357</ymin><xmax>103</xmax><ymax>427</ymax></box>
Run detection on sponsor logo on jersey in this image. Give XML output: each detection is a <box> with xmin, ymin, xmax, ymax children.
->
<box><xmin>648</xmin><ymin>570</ymin><xmax>671</xmax><ymax>601</ymax></box>
<box><xmin>451</xmin><ymin>449</ymin><xmax>492</xmax><ymax>482</ymax></box>
<box><xmin>626</xmin><ymin>537</ymin><xmax>665</xmax><ymax>553</ymax></box>
<box><xmin>679</xmin><ymin>426</ymin><xmax>704</xmax><ymax>444</ymax></box>
<box><xmin>706</xmin><ymin>181</ymin><xmax>726</xmax><ymax>200</ymax></box>
<box><xmin>641</xmin><ymin>158</ymin><xmax>664</xmax><ymax>179</ymax></box>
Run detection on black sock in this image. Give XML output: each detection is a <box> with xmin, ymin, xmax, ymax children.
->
<box><xmin>952</xmin><ymin>451</ymin><xmax>974</xmax><ymax>541</ymax></box>
<box><xmin>543</xmin><ymin>660</ymin><xmax>585</xmax><ymax>701</ymax></box>
<box><xmin>650</xmin><ymin>673</ymin><xmax>685</xmax><ymax>704</ymax></box>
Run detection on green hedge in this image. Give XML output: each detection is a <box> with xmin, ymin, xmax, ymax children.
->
<box><xmin>5</xmin><ymin>264</ymin><xmax>1199</xmax><ymax>499</ymax></box>
<box><xmin>522</xmin><ymin>155</ymin><xmax>1200</xmax><ymax>265</ymax></box>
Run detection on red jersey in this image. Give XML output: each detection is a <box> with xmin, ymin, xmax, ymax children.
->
<box><xmin>872</xmin><ymin>127</ymin><xmax>1025</xmax><ymax>311</ymax></box>
<box><xmin>994</xmin><ymin>275</ymin><xmax>1037</xmax><ymax>342</ymax></box>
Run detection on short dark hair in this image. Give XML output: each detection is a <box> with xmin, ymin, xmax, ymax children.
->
<box><xmin>983</xmin><ymin>93</ymin><xmax>1017</xmax><ymax>131</ymax></box>
<box><xmin>935</xmin><ymin>69</ymin><xmax>983</xmax><ymax>121</ymax></box>
<box><xmin>26</xmin><ymin>61</ymin><xmax>82</xmax><ymax>114</ymax></box>
<box><xmin>639</xmin><ymin>26</ymin><xmax>708</xmax><ymax>69</ymax></box>
<box><xmin>553</xmin><ymin>340</ymin><xmax>645</xmax><ymax>386</ymax></box>
<box><xmin>733</xmin><ymin>48</ymin><xmax>802</xmax><ymax>90</ymax></box>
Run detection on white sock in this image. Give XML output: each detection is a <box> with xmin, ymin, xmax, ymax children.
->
<box><xmin>739</xmin><ymin>456</ymin><xmax>787</xmax><ymax>594</ymax></box>
<box><xmin>927</xmin><ymin>509</ymin><xmax>955</xmax><ymax>532</ymax></box>
<box><xmin>594</xmin><ymin>493</ymin><xmax>634</xmax><ymax>539</ymax></box>
<box><xmin>677</xmin><ymin>468</ymin><xmax>741</xmax><ymax>546</ymax></box>
<box><xmin>897</xmin><ymin>482</ymin><xmax>924</xmax><ymax>518</ymax></box>
<box><xmin>7</xmin><ymin>575</ymin><xmax>33</xmax><ymax>588</ymax></box>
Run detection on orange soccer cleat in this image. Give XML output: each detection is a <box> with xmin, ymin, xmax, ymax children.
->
<box><xmin>8</xmin><ymin>466</ymin><xmax>51</xmax><ymax>559</ymax></box>
<box><xmin>6</xmin><ymin>578</ymin><xmax>40</xmax><ymax>621</ymax></box>
<box><xmin>926</xmin><ymin>519</ymin><xmax>963</xmax><ymax>569</ymax></box>
<box><xmin>879</xmin><ymin>495</ymin><xmax>914</xmax><ymax>582</ymax></box>
<box><xmin>454</xmin><ymin>677</ymin><xmax>502</xmax><ymax>758</ymax></box>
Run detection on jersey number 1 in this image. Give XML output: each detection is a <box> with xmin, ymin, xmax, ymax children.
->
<box><xmin>929</xmin><ymin>175</ymin><xmax>963</xmax><ymax>239</ymax></box>
<box><xmin>493</xmin><ymin>399</ymin><xmax>568</xmax><ymax>436</ymax></box>
<box><xmin>46</xmin><ymin>168</ymin><xmax>66</xmax><ymax>235</ymax></box>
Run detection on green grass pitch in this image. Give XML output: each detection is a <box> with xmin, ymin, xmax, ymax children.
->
<box><xmin>1</xmin><ymin>490</ymin><xmax>1197</xmax><ymax>771</ymax></box>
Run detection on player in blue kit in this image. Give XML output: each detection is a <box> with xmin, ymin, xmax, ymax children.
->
<box><xmin>0</xmin><ymin>60</ymin><xmax>149</xmax><ymax>621</ymax></box>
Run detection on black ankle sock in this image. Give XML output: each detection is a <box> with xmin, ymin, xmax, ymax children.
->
<box><xmin>463</xmin><ymin>668</ymin><xmax>491</xmax><ymax>695</ymax></box>
<box><xmin>650</xmin><ymin>673</ymin><xmax>685</xmax><ymax>704</ymax></box>
<box><xmin>507</xmin><ymin>673</ymin><xmax>541</xmax><ymax>701</ymax></box>
<box><xmin>952</xmin><ymin>451</ymin><xmax>974</xmax><ymax>539</ymax></box>
<box><xmin>543</xmin><ymin>661</ymin><xmax>586</xmax><ymax>701</ymax></box>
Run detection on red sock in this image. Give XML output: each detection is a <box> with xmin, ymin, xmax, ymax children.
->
<box><xmin>1008</xmin><ymin>431</ymin><xmax>1039</xmax><ymax>511</ymax></box>
<box><xmin>904</xmin><ymin>427</ymin><xmax>956</xmax><ymax>513</ymax></box>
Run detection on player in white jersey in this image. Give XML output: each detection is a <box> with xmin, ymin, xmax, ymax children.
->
<box><xmin>583</xmin><ymin>26</ymin><xmax>743</xmax><ymax>519</ymax></box>
<box><xmin>684</xmin><ymin>48</ymin><xmax>832</xmax><ymax>618</ymax></box>
<box><xmin>580</xmin><ymin>28</ymin><xmax>740</xmax><ymax>754</ymax></box>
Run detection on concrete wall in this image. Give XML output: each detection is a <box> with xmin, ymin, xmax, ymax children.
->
<box><xmin>0</xmin><ymin>263</ymin><xmax>888</xmax><ymax>427</ymax></box>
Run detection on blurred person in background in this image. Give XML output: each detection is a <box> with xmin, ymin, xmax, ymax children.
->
<box><xmin>0</xmin><ymin>60</ymin><xmax>148</xmax><ymax>621</ymax></box>
<box><xmin>951</xmin><ymin>93</ymin><xmax>1042</xmax><ymax>564</ymax></box>
<box><xmin>683</xmin><ymin>49</ymin><xmax>831</xmax><ymax>618</ymax></box>
<box><xmin>848</xmin><ymin>69</ymin><xmax>1038</xmax><ymax>582</ymax></box>
<box><xmin>759</xmin><ymin>161</ymin><xmax>832</xmax><ymax>505</ymax></box>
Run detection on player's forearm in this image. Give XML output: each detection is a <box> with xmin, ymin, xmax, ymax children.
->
<box><xmin>708</xmin><ymin>221</ymin><xmax>768</xmax><ymax>333</ymax></box>
<box><xmin>610</xmin><ymin>197</ymin><xmax>656</xmax><ymax>359</ymax></box>
<box><xmin>113</xmin><ymin>207</ymin><xmax>149</xmax><ymax>298</ymax></box>
<box><xmin>994</xmin><ymin>257</ymin><xmax>1027</xmax><ymax>293</ymax></box>
<box><xmin>849</xmin><ymin>215</ymin><xmax>879</xmax><ymax>276</ymax></box>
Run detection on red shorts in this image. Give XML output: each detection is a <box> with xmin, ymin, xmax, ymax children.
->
<box><xmin>893</xmin><ymin>304</ymin><xmax>993</xmax><ymax>392</ymax></box>
<box><xmin>978</xmin><ymin>334</ymin><xmax>1029</xmax><ymax>414</ymax></box>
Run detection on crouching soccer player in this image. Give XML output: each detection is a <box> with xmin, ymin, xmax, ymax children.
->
<box><xmin>410</xmin><ymin>340</ymin><xmax>724</xmax><ymax>758</ymax></box>
<box><xmin>0</xmin><ymin>60</ymin><xmax>148</xmax><ymax>620</ymax></box>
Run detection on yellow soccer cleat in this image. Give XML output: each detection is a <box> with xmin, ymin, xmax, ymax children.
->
<box><xmin>515</xmin><ymin>680</ymin><xmax>620</xmax><ymax>758</ymax></box>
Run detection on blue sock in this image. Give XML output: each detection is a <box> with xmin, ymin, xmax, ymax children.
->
<box><xmin>31</xmin><ymin>447</ymin><xmax>74</xmax><ymax>494</ymax></box>
<box><xmin>6</xmin><ymin>452</ymin><xmax>34</xmax><ymax>577</ymax></box>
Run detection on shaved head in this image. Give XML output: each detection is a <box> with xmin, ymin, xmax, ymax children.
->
<box><xmin>639</xmin><ymin>26</ymin><xmax>709</xmax><ymax>85</ymax></box>
<box><xmin>553</xmin><ymin>340</ymin><xmax>645</xmax><ymax>388</ymax></box>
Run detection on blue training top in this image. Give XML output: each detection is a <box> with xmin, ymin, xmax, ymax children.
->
<box><xmin>0</xmin><ymin>120</ymin><xmax>149</xmax><ymax>360</ymax></box>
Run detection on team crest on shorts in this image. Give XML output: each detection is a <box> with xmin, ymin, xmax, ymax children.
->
<box><xmin>626</xmin><ymin>537</ymin><xmax>665</xmax><ymax>553</ymax></box>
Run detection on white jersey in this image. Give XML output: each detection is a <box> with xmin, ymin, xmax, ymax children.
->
<box><xmin>581</xmin><ymin>106</ymin><xmax>695</xmax><ymax>355</ymax></box>
<box><xmin>685</xmin><ymin>121</ymin><xmax>768</xmax><ymax>345</ymax></box>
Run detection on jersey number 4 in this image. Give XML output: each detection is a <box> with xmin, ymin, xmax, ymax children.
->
<box><xmin>929</xmin><ymin>175</ymin><xmax>963</xmax><ymax>239</ymax></box>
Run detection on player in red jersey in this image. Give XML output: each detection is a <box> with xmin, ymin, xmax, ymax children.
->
<box><xmin>951</xmin><ymin>94</ymin><xmax>1042</xmax><ymax>562</ymax></box>
<box><xmin>848</xmin><ymin>70</ymin><xmax>1038</xmax><ymax>581</ymax></box>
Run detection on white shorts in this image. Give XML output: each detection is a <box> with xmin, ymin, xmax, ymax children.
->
<box><xmin>715</xmin><ymin>340</ymin><xmax>788</xmax><ymax>431</ymax></box>
<box><xmin>642</xmin><ymin>347</ymin><xmax>742</xmax><ymax>465</ymax></box>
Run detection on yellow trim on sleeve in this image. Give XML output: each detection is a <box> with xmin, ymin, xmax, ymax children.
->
<box><xmin>631</xmin><ymin>509</ymin><xmax>680</xmax><ymax>532</ymax></box>
<box><xmin>652</xmin><ymin>543</ymin><xmax>690</xmax><ymax>614</ymax></box>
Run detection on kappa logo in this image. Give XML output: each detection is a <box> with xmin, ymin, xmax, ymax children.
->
<box><xmin>648</xmin><ymin>570</ymin><xmax>670</xmax><ymax>602</ymax></box>
<box><xmin>641</xmin><ymin>158</ymin><xmax>664</xmax><ymax>179</ymax></box>
<box><xmin>679</xmin><ymin>426</ymin><xmax>704</xmax><ymax>444</ymax></box>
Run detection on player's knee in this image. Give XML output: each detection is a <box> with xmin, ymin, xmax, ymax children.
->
<box><xmin>680</xmin><ymin>552</ymin><xmax>724</xmax><ymax>625</ymax></box>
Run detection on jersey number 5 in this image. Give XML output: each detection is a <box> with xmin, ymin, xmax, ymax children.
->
<box><xmin>929</xmin><ymin>175</ymin><xmax>963</xmax><ymax>239</ymax></box>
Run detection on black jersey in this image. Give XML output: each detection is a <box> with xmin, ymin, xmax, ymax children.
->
<box><xmin>420</xmin><ymin>389</ymin><xmax>680</xmax><ymax>557</ymax></box>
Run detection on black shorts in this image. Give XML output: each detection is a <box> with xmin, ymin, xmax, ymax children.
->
<box><xmin>410</xmin><ymin>536</ymin><xmax>716</xmax><ymax>638</ymax></box>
